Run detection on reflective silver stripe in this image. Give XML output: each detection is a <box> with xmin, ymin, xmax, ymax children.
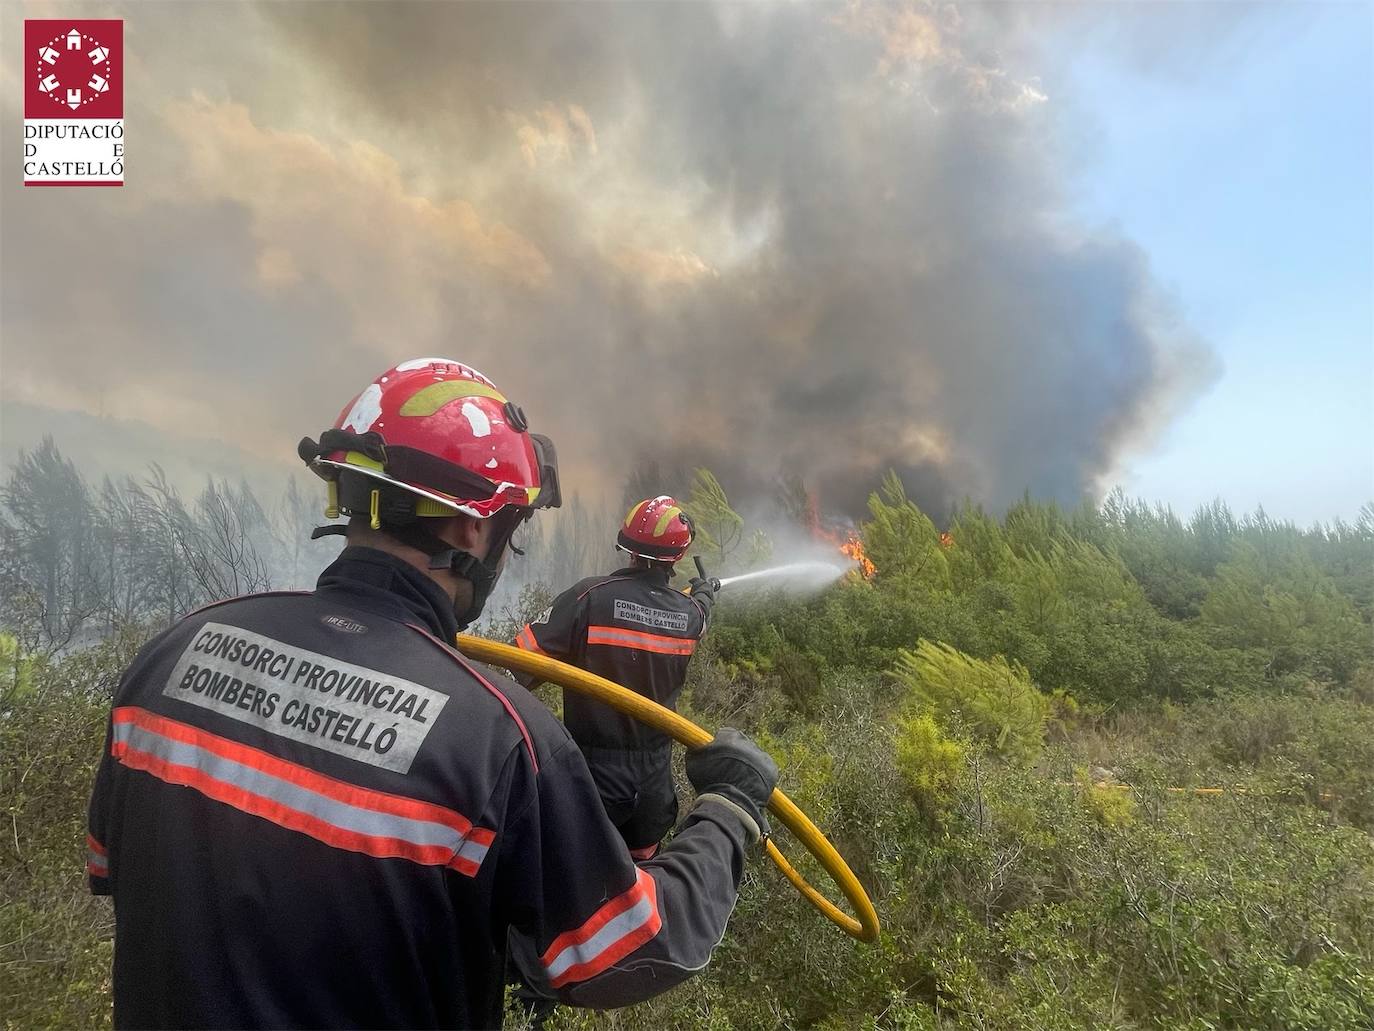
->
<box><xmin>112</xmin><ymin>721</ymin><xmax>490</xmax><ymax>868</ymax></box>
<box><xmin>590</xmin><ymin>630</ymin><xmax>642</xmax><ymax>644</ymax></box>
<box><xmin>544</xmin><ymin>892</ymin><xmax>657</xmax><ymax>981</ymax></box>
<box><xmin>589</xmin><ymin>629</ymin><xmax>674</xmax><ymax>643</ymax></box>
<box><xmin>454</xmin><ymin>835</ymin><xmax>490</xmax><ymax>868</ymax></box>
<box><xmin>87</xmin><ymin>851</ymin><xmax>108</xmax><ymax>874</ymax></box>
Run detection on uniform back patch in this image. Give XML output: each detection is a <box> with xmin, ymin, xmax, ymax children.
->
<box><xmin>162</xmin><ymin>621</ymin><xmax>447</xmax><ymax>773</ymax></box>
<box><xmin>613</xmin><ymin>599</ymin><xmax>689</xmax><ymax>633</ymax></box>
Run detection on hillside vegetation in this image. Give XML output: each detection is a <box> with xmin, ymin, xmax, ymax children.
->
<box><xmin>3</xmin><ymin>454</ymin><xmax>1372</xmax><ymax>1030</ymax></box>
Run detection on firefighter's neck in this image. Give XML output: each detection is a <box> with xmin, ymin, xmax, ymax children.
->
<box><xmin>347</xmin><ymin>517</ymin><xmax>493</xmax><ymax>607</ymax></box>
<box><xmin>628</xmin><ymin>556</ymin><xmax>674</xmax><ymax>581</ymax></box>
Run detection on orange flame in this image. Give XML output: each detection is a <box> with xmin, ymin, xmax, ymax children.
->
<box><xmin>804</xmin><ymin>487</ymin><xmax>876</xmax><ymax>578</ymax></box>
<box><xmin>840</xmin><ymin>533</ymin><xmax>877</xmax><ymax>579</ymax></box>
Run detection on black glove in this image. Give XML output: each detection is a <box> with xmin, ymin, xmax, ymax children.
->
<box><xmin>687</xmin><ymin>576</ymin><xmax>721</xmax><ymax>618</ymax></box>
<box><xmin>686</xmin><ymin>727</ymin><xmax>779</xmax><ymax>843</ymax></box>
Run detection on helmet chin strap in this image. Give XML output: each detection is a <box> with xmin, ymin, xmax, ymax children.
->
<box><xmin>311</xmin><ymin>515</ymin><xmax>519</xmax><ymax>630</ymax></box>
<box><xmin>388</xmin><ymin>517</ymin><xmax>520</xmax><ymax>631</ymax></box>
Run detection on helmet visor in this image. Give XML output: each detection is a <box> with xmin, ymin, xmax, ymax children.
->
<box><xmin>529</xmin><ymin>433</ymin><xmax>562</xmax><ymax>510</ymax></box>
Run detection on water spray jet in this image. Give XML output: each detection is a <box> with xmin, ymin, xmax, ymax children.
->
<box><xmin>716</xmin><ymin>560</ymin><xmax>853</xmax><ymax>590</ymax></box>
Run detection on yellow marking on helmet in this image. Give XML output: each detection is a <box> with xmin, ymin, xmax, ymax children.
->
<box><xmin>399</xmin><ymin>381</ymin><xmax>507</xmax><ymax>417</ymax></box>
<box><xmin>414</xmin><ymin>498</ymin><xmax>456</xmax><ymax>518</ymax></box>
<box><xmin>653</xmin><ymin>505</ymin><xmax>682</xmax><ymax>537</ymax></box>
<box><xmin>324</xmin><ymin>481</ymin><xmax>339</xmax><ymax>520</ymax></box>
<box><xmin>625</xmin><ymin>501</ymin><xmax>645</xmax><ymax>528</ymax></box>
<box><xmin>369</xmin><ymin>489</ymin><xmax>381</xmax><ymax>530</ymax></box>
<box><xmin>345</xmin><ymin>450</ymin><xmax>384</xmax><ymax>471</ymax></box>
<box><xmin>526</xmin><ymin>485</ymin><xmax>540</xmax><ymax>505</ymax></box>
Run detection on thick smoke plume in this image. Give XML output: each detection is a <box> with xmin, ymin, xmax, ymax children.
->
<box><xmin>3</xmin><ymin>1</ymin><xmax>1212</xmax><ymax>519</ymax></box>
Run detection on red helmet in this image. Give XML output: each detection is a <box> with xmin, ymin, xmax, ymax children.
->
<box><xmin>300</xmin><ymin>358</ymin><xmax>560</xmax><ymax>523</ymax></box>
<box><xmin>618</xmin><ymin>496</ymin><xmax>694</xmax><ymax>563</ymax></box>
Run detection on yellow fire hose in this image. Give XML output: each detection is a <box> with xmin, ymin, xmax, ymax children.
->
<box><xmin>456</xmin><ymin>634</ymin><xmax>881</xmax><ymax>943</ymax></box>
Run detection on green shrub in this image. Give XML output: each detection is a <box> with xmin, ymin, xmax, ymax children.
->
<box><xmin>0</xmin><ymin>631</ymin><xmax>43</xmax><ymax>700</ymax></box>
<box><xmin>1078</xmin><ymin>777</ymin><xmax>1137</xmax><ymax>829</ymax></box>
<box><xmin>1</xmin><ymin>676</ymin><xmax>115</xmax><ymax>1029</ymax></box>
<box><xmin>894</xmin><ymin>714</ymin><xmax>967</xmax><ymax>819</ymax></box>
<box><xmin>893</xmin><ymin>641</ymin><xmax>1049</xmax><ymax>762</ymax></box>
<box><xmin>1196</xmin><ymin>690</ymin><xmax>1374</xmax><ymax>830</ymax></box>
<box><xmin>773</xmin><ymin>646</ymin><xmax>825</xmax><ymax>716</ymax></box>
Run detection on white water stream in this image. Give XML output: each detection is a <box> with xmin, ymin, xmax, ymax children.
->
<box><xmin>717</xmin><ymin>560</ymin><xmax>852</xmax><ymax>590</ymax></box>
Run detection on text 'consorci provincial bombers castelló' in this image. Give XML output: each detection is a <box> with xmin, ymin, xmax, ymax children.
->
<box><xmin>162</xmin><ymin>623</ymin><xmax>448</xmax><ymax>774</ymax></box>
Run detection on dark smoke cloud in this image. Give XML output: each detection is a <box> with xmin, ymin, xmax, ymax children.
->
<box><xmin>3</xmin><ymin>1</ymin><xmax>1215</xmax><ymax>519</ymax></box>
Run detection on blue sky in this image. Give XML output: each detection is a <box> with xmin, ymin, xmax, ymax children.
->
<box><xmin>1049</xmin><ymin>3</ymin><xmax>1373</xmax><ymax>525</ymax></box>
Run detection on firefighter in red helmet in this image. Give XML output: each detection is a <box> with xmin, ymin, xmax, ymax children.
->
<box><xmin>515</xmin><ymin>496</ymin><xmax>719</xmax><ymax>860</ymax></box>
<box><xmin>86</xmin><ymin>362</ymin><xmax>776</xmax><ymax>1029</ymax></box>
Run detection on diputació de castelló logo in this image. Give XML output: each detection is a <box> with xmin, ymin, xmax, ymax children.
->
<box><xmin>24</xmin><ymin>19</ymin><xmax>124</xmax><ymax>186</ymax></box>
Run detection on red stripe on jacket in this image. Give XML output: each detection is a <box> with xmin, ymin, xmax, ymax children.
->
<box><xmin>110</xmin><ymin>707</ymin><xmax>493</xmax><ymax>875</ymax></box>
<box><xmin>586</xmin><ymin>625</ymin><xmax>697</xmax><ymax>656</ymax></box>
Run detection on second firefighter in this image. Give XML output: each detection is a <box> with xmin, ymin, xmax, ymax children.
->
<box><xmin>515</xmin><ymin>496</ymin><xmax>718</xmax><ymax>858</ymax></box>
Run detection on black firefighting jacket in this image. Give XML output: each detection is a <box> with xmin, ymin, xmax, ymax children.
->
<box><xmin>86</xmin><ymin>547</ymin><xmax>749</xmax><ymax>1029</ymax></box>
<box><xmin>514</xmin><ymin>566</ymin><xmax>709</xmax><ymax>851</ymax></box>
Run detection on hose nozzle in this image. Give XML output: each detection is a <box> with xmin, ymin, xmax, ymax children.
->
<box><xmin>685</xmin><ymin>555</ymin><xmax>722</xmax><ymax>595</ymax></box>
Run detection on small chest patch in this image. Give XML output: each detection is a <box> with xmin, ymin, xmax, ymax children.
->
<box><xmin>613</xmin><ymin>599</ymin><xmax>689</xmax><ymax>633</ymax></box>
<box><xmin>322</xmin><ymin>614</ymin><xmax>368</xmax><ymax>634</ymax></box>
